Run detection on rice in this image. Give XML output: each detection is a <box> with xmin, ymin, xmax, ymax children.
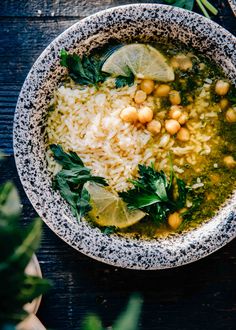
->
<box><xmin>46</xmin><ymin>78</ymin><xmax>221</xmax><ymax>191</ymax></box>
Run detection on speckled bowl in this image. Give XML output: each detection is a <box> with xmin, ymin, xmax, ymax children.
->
<box><xmin>14</xmin><ymin>4</ymin><xmax>236</xmax><ymax>270</ymax></box>
<box><xmin>228</xmin><ymin>0</ymin><xmax>236</xmax><ymax>16</ymax></box>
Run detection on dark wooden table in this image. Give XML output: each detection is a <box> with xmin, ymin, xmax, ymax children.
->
<box><xmin>1</xmin><ymin>1</ymin><xmax>236</xmax><ymax>329</ymax></box>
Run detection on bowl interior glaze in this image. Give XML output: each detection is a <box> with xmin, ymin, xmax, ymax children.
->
<box><xmin>14</xmin><ymin>4</ymin><xmax>236</xmax><ymax>269</ymax></box>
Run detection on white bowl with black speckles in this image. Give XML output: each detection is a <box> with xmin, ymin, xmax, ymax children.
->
<box><xmin>228</xmin><ymin>0</ymin><xmax>236</xmax><ymax>16</ymax></box>
<box><xmin>14</xmin><ymin>4</ymin><xmax>236</xmax><ymax>270</ymax></box>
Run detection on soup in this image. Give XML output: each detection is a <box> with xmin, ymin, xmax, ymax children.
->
<box><xmin>46</xmin><ymin>42</ymin><xmax>236</xmax><ymax>238</ymax></box>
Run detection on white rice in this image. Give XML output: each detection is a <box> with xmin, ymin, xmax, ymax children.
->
<box><xmin>46</xmin><ymin>78</ymin><xmax>221</xmax><ymax>191</ymax></box>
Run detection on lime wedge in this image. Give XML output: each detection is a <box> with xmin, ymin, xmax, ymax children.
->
<box><xmin>102</xmin><ymin>43</ymin><xmax>175</xmax><ymax>82</ymax></box>
<box><xmin>85</xmin><ymin>182</ymin><xmax>145</xmax><ymax>228</ymax></box>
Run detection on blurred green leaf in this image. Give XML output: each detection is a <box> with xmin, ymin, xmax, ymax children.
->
<box><xmin>0</xmin><ymin>182</ymin><xmax>21</xmax><ymax>219</ymax></box>
<box><xmin>17</xmin><ymin>275</ymin><xmax>52</xmax><ymax>305</ymax></box>
<box><xmin>82</xmin><ymin>314</ymin><xmax>103</xmax><ymax>330</ymax></box>
<box><xmin>0</xmin><ymin>179</ymin><xmax>51</xmax><ymax>326</ymax></box>
<box><xmin>0</xmin><ymin>219</ymin><xmax>42</xmax><ymax>272</ymax></box>
<box><xmin>113</xmin><ymin>294</ymin><xmax>143</xmax><ymax>330</ymax></box>
<box><xmin>81</xmin><ymin>294</ymin><xmax>142</xmax><ymax>330</ymax></box>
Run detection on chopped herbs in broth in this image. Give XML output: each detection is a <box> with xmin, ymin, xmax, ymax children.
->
<box><xmin>46</xmin><ymin>42</ymin><xmax>236</xmax><ymax>239</ymax></box>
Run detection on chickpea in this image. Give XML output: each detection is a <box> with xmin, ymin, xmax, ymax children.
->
<box><xmin>178</xmin><ymin>112</ymin><xmax>189</xmax><ymax>125</ymax></box>
<box><xmin>219</xmin><ymin>98</ymin><xmax>229</xmax><ymax>110</ymax></box>
<box><xmin>207</xmin><ymin>192</ymin><xmax>216</xmax><ymax>201</ymax></box>
<box><xmin>225</xmin><ymin>108</ymin><xmax>236</xmax><ymax>123</ymax></box>
<box><xmin>169</xmin><ymin>105</ymin><xmax>182</xmax><ymax>120</ymax></box>
<box><xmin>180</xmin><ymin>58</ymin><xmax>192</xmax><ymax>71</ymax></box>
<box><xmin>170</xmin><ymin>54</ymin><xmax>192</xmax><ymax>71</ymax></box>
<box><xmin>140</xmin><ymin>79</ymin><xmax>155</xmax><ymax>95</ymax></box>
<box><xmin>215</xmin><ymin>80</ymin><xmax>230</xmax><ymax>96</ymax></box>
<box><xmin>155</xmin><ymin>84</ymin><xmax>171</xmax><ymax>97</ymax></box>
<box><xmin>176</xmin><ymin>127</ymin><xmax>190</xmax><ymax>141</ymax></box>
<box><xmin>170</xmin><ymin>57</ymin><xmax>180</xmax><ymax>69</ymax></box>
<box><xmin>120</xmin><ymin>106</ymin><xmax>138</xmax><ymax>123</ymax></box>
<box><xmin>165</xmin><ymin>119</ymin><xmax>181</xmax><ymax>135</ymax></box>
<box><xmin>168</xmin><ymin>212</ymin><xmax>182</xmax><ymax>230</ymax></box>
<box><xmin>147</xmin><ymin>120</ymin><xmax>162</xmax><ymax>134</ymax></box>
<box><xmin>223</xmin><ymin>155</ymin><xmax>236</xmax><ymax>169</ymax></box>
<box><xmin>134</xmin><ymin>90</ymin><xmax>147</xmax><ymax>104</ymax></box>
<box><xmin>138</xmin><ymin>106</ymin><xmax>153</xmax><ymax>124</ymax></box>
<box><xmin>210</xmin><ymin>173</ymin><xmax>220</xmax><ymax>184</ymax></box>
<box><xmin>169</xmin><ymin>90</ymin><xmax>181</xmax><ymax>105</ymax></box>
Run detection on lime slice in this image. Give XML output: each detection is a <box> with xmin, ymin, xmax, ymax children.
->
<box><xmin>102</xmin><ymin>43</ymin><xmax>175</xmax><ymax>82</ymax></box>
<box><xmin>85</xmin><ymin>182</ymin><xmax>145</xmax><ymax>228</ymax></box>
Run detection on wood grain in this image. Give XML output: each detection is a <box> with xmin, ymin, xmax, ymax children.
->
<box><xmin>1</xmin><ymin>1</ymin><xmax>236</xmax><ymax>329</ymax></box>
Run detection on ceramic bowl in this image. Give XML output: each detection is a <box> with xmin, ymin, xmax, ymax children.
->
<box><xmin>14</xmin><ymin>4</ymin><xmax>236</xmax><ymax>270</ymax></box>
<box><xmin>228</xmin><ymin>0</ymin><xmax>236</xmax><ymax>16</ymax></box>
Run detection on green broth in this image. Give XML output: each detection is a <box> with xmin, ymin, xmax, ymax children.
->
<box><xmin>48</xmin><ymin>42</ymin><xmax>236</xmax><ymax>238</ymax></box>
<box><xmin>110</xmin><ymin>43</ymin><xmax>236</xmax><ymax>238</ymax></box>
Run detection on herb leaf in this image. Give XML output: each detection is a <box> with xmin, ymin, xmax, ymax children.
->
<box><xmin>119</xmin><ymin>164</ymin><xmax>188</xmax><ymax>224</ymax></box>
<box><xmin>115</xmin><ymin>73</ymin><xmax>135</xmax><ymax>88</ymax></box>
<box><xmin>60</xmin><ymin>49</ymin><xmax>108</xmax><ymax>86</ymax></box>
<box><xmin>50</xmin><ymin>144</ymin><xmax>108</xmax><ymax>220</ymax></box>
<box><xmin>101</xmin><ymin>226</ymin><xmax>117</xmax><ymax>236</ymax></box>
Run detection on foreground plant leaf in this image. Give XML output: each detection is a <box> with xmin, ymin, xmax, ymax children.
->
<box><xmin>0</xmin><ymin>178</ymin><xmax>51</xmax><ymax>325</ymax></box>
<box><xmin>81</xmin><ymin>294</ymin><xmax>142</xmax><ymax>330</ymax></box>
<box><xmin>113</xmin><ymin>294</ymin><xmax>143</xmax><ymax>330</ymax></box>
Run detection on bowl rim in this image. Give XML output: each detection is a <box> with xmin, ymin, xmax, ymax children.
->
<box><xmin>228</xmin><ymin>0</ymin><xmax>236</xmax><ymax>16</ymax></box>
<box><xmin>13</xmin><ymin>3</ymin><xmax>236</xmax><ymax>270</ymax></box>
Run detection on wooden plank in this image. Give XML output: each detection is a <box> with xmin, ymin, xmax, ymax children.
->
<box><xmin>0</xmin><ymin>0</ymin><xmax>162</xmax><ymax>18</ymax></box>
<box><xmin>0</xmin><ymin>0</ymin><xmax>234</xmax><ymax>19</ymax></box>
<box><xmin>0</xmin><ymin>18</ymin><xmax>79</xmax><ymax>83</ymax></box>
<box><xmin>1</xmin><ymin>1</ymin><xmax>236</xmax><ymax>329</ymax></box>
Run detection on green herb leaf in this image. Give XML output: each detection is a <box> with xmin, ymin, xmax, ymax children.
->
<box><xmin>115</xmin><ymin>73</ymin><xmax>135</xmax><ymax>88</ymax></box>
<box><xmin>51</xmin><ymin>144</ymin><xmax>108</xmax><ymax>220</ymax></box>
<box><xmin>50</xmin><ymin>144</ymin><xmax>84</xmax><ymax>168</ymax></box>
<box><xmin>60</xmin><ymin>49</ymin><xmax>108</xmax><ymax>86</ymax></box>
<box><xmin>101</xmin><ymin>226</ymin><xmax>117</xmax><ymax>235</ymax></box>
<box><xmin>119</xmin><ymin>164</ymin><xmax>188</xmax><ymax>224</ymax></box>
